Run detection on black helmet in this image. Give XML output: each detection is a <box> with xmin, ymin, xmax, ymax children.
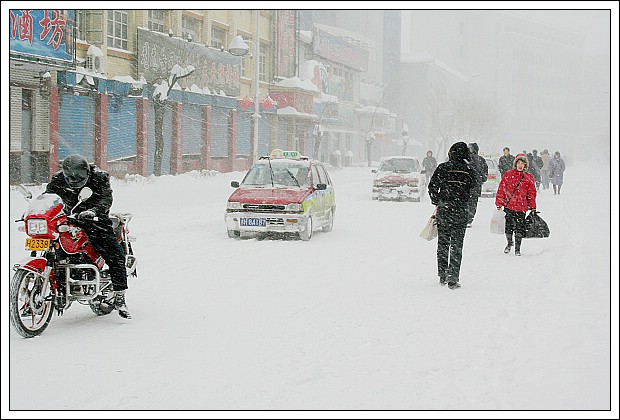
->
<box><xmin>62</xmin><ymin>154</ymin><xmax>90</xmax><ymax>188</ymax></box>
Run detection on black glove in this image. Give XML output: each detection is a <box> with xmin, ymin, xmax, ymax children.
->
<box><xmin>77</xmin><ymin>210</ymin><xmax>96</xmax><ymax>222</ymax></box>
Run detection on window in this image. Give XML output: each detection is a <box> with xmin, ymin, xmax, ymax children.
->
<box><xmin>259</xmin><ymin>42</ymin><xmax>267</xmax><ymax>82</ymax></box>
<box><xmin>211</xmin><ymin>26</ymin><xmax>226</xmax><ymax>49</ymax></box>
<box><xmin>148</xmin><ymin>10</ymin><xmax>165</xmax><ymax>33</ymax></box>
<box><xmin>76</xmin><ymin>10</ymin><xmax>86</xmax><ymax>40</ymax></box>
<box><xmin>107</xmin><ymin>10</ymin><xmax>128</xmax><ymax>50</ymax></box>
<box><xmin>182</xmin><ymin>15</ymin><xmax>197</xmax><ymax>41</ymax></box>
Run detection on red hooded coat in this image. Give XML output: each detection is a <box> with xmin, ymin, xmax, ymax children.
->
<box><xmin>495</xmin><ymin>154</ymin><xmax>537</xmax><ymax>212</ymax></box>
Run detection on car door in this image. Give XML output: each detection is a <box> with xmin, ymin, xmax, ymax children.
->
<box><xmin>316</xmin><ymin>164</ymin><xmax>335</xmax><ymax>219</ymax></box>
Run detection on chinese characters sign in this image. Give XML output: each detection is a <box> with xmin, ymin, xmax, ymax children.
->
<box><xmin>313</xmin><ymin>27</ymin><xmax>368</xmax><ymax>72</ymax></box>
<box><xmin>276</xmin><ymin>10</ymin><xmax>296</xmax><ymax>78</ymax></box>
<box><xmin>137</xmin><ymin>28</ymin><xmax>241</xmax><ymax>97</ymax></box>
<box><xmin>9</xmin><ymin>9</ymin><xmax>75</xmax><ymax>65</ymax></box>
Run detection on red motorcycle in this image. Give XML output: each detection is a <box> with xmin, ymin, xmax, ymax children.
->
<box><xmin>10</xmin><ymin>186</ymin><xmax>137</xmax><ymax>338</ymax></box>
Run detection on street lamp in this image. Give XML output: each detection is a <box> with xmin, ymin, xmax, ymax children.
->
<box><xmin>228</xmin><ymin>16</ymin><xmax>261</xmax><ymax>164</ymax></box>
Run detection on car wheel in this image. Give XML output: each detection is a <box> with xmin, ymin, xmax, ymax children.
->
<box><xmin>300</xmin><ymin>216</ymin><xmax>313</xmax><ymax>241</ymax></box>
<box><xmin>322</xmin><ymin>209</ymin><xmax>334</xmax><ymax>232</ymax></box>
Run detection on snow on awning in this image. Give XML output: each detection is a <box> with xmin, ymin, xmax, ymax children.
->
<box><xmin>276</xmin><ymin>106</ymin><xmax>318</xmax><ymax>120</ymax></box>
<box><xmin>273</xmin><ymin>76</ymin><xmax>319</xmax><ymax>93</ymax></box>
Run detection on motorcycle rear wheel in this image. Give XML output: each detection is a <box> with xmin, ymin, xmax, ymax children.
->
<box><xmin>10</xmin><ymin>269</ymin><xmax>55</xmax><ymax>338</ymax></box>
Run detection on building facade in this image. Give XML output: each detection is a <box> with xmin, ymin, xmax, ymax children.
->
<box><xmin>9</xmin><ymin>9</ymin><xmax>404</xmax><ymax>184</ymax></box>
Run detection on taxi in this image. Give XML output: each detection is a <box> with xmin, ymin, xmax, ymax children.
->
<box><xmin>225</xmin><ymin>149</ymin><xmax>336</xmax><ymax>240</ymax></box>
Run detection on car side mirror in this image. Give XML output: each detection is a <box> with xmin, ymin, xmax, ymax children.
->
<box><xmin>315</xmin><ymin>183</ymin><xmax>327</xmax><ymax>190</ymax></box>
<box><xmin>371</xmin><ymin>169</ymin><xmax>377</xmax><ymax>173</ymax></box>
<box><xmin>231</xmin><ymin>181</ymin><xmax>239</xmax><ymax>188</ymax></box>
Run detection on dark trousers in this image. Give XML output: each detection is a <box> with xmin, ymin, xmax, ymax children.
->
<box><xmin>436</xmin><ymin>204</ymin><xmax>468</xmax><ymax>282</ymax></box>
<box><xmin>467</xmin><ymin>190</ymin><xmax>481</xmax><ymax>224</ymax></box>
<box><xmin>83</xmin><ymin>220</ymin><xmax>128</xmax><ymax>291</ymax></box>
<box><xmin>504</xmin><ymin>208</ymin><xmax>526</xmax><ymax>251</ymax></box>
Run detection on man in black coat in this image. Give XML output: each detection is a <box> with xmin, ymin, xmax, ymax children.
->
<box><xmin>498</xmin><ymin>147</ymin><xmax>514</xmax><ymax>178</ymax></box>
<box><xmin>466</xmin><ymin>142</ymin><xmax>488</xmax><ymax>227</ymax></box>
<box><xmin>428</xmin><ymin>142</ymin><xmax>477</xmax><ymax>290</ymax></box>
<box><xmin>45</xmin><ymin>154</ymin><xmax>131</xmax><ymax>318</ymax></box>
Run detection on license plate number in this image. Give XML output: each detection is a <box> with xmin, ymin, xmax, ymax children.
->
<box><xmin>240</xmin><ymin>218</ymin><xmax>266</xmax><ymax>227</ymax></box>
<box><xmin>25</xmin><ymin>238</ymin><xmax>50</xmax><ymax>251</ymax></box>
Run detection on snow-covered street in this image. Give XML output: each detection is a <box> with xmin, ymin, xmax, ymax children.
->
<box><xmin>5</xmin><ymin>159</ymin><xmax>614</xmax><ymax>414</ymax></box>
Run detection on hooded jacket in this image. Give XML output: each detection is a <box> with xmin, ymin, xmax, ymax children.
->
<box><xmin>468</xmin><ymin>142</ymin><xmax>489</xmax><ymax>190</ymax></box>
<box><xmin>45</xmin><ymin>164</ymin><xmax>114</xmax><ymax>218</ymax></box>
<box><xmin>495</xmin><ymin>154</ymin><xmax>537</xmax><ymax>212</ymax></box>
<box><xmin>428</xmin><ymin>142</ymin><xmax>477</xmax><ymax>207</ymax></box>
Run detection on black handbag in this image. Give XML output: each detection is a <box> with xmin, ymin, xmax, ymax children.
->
<box><xmin>525</xmin><ymin>211</ymin><xmax>550</xmax><ymax>238</ymax></box>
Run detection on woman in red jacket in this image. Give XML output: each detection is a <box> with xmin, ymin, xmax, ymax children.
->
<box><xmin>495</xmin><ymin>154</ymin><xmax>537</xmax><ymax>256</ymax></box>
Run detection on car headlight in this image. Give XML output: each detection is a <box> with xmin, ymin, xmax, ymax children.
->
<box><xmin>27</xmin><ymin>219</ymin><xmax>48</xmax><ymax>235</ymax></box>
<box><xmin>227</xmin><ymin>201</ymin><xmax>241</xmax><ymax>210</ymax></box>
<box><xmin>287</xmin><ymin>203</ymin><xmax>302</xmax><ymax>212</ymax></box>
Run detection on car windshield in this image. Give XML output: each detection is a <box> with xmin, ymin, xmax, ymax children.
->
<box><xmin>379</xmin><ymin>158</ymin><xmax>419</xmax><ymax>173</ymax></box>
<box><xmin>241</xmin><ymin>161</ymin><xmax>311</xmax><ymax>187</ymax></box>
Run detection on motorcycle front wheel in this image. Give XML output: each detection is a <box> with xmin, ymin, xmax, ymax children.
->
<box><xmin>10</xmin><ymin>269</ymin><xmax>55</xmax><ymax>338</ymax></box>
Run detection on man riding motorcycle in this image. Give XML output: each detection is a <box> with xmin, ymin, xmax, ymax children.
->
<box><xmin>45</xmin><ymin>154</ymin><xmax>131</xmax><ymax>319</ymax></box>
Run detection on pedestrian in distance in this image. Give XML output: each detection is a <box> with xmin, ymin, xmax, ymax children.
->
<box><xmin>531</xmin><ymin>149</ymin><xmax>544</xmax><ymax>189</ymax></box>
<box><xmin>422</xmin><ymin>150</ymin><xmax>437</xmax><ymax>184</ymax></box>
<box><xmin>428</xmin><ymin>141</ymin><xmax>477</xmax><ymax>289</ymax></box>
<box><xmin>495</xmin><ymin>153</ymin><xmax>537</xmax><ymax>256</ymax></box>
<box><xmin>548</xmin><ymin>151</ymin><xmax>566</xmax><ymax>195</ymax></box>
<box><xmin>526</xmin><ymin>152</ymin><xmax>541</xmax><ymax>190</ymax></box>
<box><xmin>498</xmin><ymin>147</ymin><xmax>515</xmax><ymax>178</ymax></box>
<box><xmin>45</xmin><ymin>154</ymin><xmax>131</xmax><ymax>318</ymax></box>
<box><xmin>540</xmin><ymin>149</ymin><xmax>551</xmax><ymax>190</ymax></box>
<box><xmin>466</xmin><ymin>142</ymin><xmax>488</xmax><ymax>227</ymax></box>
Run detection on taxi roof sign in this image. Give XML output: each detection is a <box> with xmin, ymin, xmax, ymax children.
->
<box><xmin>270</xmin><ymin>149</ymin><xmax>300</xmax><ymax>160</ymax></box>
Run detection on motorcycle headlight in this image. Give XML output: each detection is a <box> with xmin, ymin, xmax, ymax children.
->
<box><xmin>287</xmin><ymin>203</ymin><xmax>302</xmax><ymax>212</ymax></box>
<box><xmin>227</xmin><ymin>201</ymin><xmax>241</xmax><ymax>210</ymax></box>
<box><xmin>27</xmin><ymin>219</ymin><xmax>48</xmax><ymax>235</ymax></box>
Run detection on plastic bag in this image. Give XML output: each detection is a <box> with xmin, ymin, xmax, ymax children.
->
<box><xmin>490</xmin><ymin>209</ymin><xmax>505</xmax><ymax>235</ymax></box>
<box><xmin>420</xmin><ymin>214</ymin><xmax>438</xmax><ymax>241</ymax></box>
<box><xmin>525</xmin><ymin>211</ymin><xmax>550</xmax><ymax>238</ymax></box>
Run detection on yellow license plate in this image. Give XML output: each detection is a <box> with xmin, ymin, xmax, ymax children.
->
<box><xmin>25</xmin><ymin>238</ymin><xmax>50</xmax><ymax>251</ymax></box>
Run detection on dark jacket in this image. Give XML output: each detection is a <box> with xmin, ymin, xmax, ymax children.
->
<box><xmin>428</xmin><ymin>142</ymin><xmax>477</xmax><ymax>207</ymax></box>
<box><xmin>526</xmin><ymin>153</ymin><xmax>541</xmax><ymax>182</ymax></box>
<box><xmin>468</xmin><ymin>143</ymin><xmax>488</xmax><ymax>196</ymax></box>
<box><xmin>422</xmin><ymin>155</ymin><xmax>437</xmax><ymax>176</ymax></box>
<box><xmin>45</xmin><ymin>164</ymin><xmax>114</xmax><ymax>218</ymax></box>
<box><xmin>498</xmin><ymin>154</ymin><xmax>515</xmax><ymax>176</ymax></box>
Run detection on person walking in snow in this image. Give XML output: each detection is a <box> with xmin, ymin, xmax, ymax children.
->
<box><xmin>466</xmin><ymin>142</ymin><xmax>488</xmax><ymax>227</ymax></box>
<box><xmin>540</xmin><ymin>149</ymin><xmax>551</xmax><ymax>190</ymax></box>
<box><xmin>45</xmin><ymin>154</ymin><xmax>131</xmax><ymax>318</ymax></box>
<box><xmin>526</xmin><ymin>152</ymin><xmax>541</xmax><ymax>190</ymax></box>
<box><xmin>428</xmin><ymin>142</ymin><xmax>477</xmax><ymax>289</ymax></box>
<box><xmin>495</xmin><ymin>153</ymin><xmax>537</xmax><ymax>256</ymax></box>
<box><xmin>422</xmin><ymin>150</ymin><xmax>437</xmax><ymax>184</ymax></box>
<box><xmin>498</xmin><ymin>147</ymin><xmax>514</xmax><ymax>178</ymax></box>
<box><xmin>548</xmin><ymin>151</ymin><xmax>566</xmax><ymax>195</ymax></box>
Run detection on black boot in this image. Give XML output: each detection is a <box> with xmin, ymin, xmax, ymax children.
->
<box><xmin>514</xmin><ymin>237</ymin><xmax>522</xmax><ymax>256</ymax></box>
<box><xmin>114</xmin><ymin>290</ymin><xmax>131</xmax><ymax>319</ymax></box>
<box><xmin>504</xmin><ymin>234</ymin><xmax>513</xmax><ymax>253</ymax></box>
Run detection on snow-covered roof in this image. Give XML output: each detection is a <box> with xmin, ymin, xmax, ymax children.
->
<box><xmin>276</xmin><ymin>106</ymin><xmax>318</xmax><ymax>120</ymax></box>
<box><xmin>298</xmin><ymin>30</ymin><xmax>313</xmax><ymax>44</ymax></box>
<box><xmin>273</xmin><ymin>76</ymin><xmax>319</xmax><ymax>93</ymax></box>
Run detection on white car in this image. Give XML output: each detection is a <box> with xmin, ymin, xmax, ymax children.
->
<box><xmin>481</xmin><ymin>157</ymin><xmax>500</xmax><ymax>197</ymax></box>
<box><xmin>372</xmin><ymin>156</ymin><xmax>426</xmax><ymax>202</ymax></box>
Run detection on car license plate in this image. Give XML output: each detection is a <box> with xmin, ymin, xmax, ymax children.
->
<box><xmin>240</xmin><ymin>218</ymin><xmax>266</xmax><ymax>227</ymax></box>
<box><xmin>25</xmin><ymin>238</ymin><xmax>50</xmax><ymax>251</ymax></box>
